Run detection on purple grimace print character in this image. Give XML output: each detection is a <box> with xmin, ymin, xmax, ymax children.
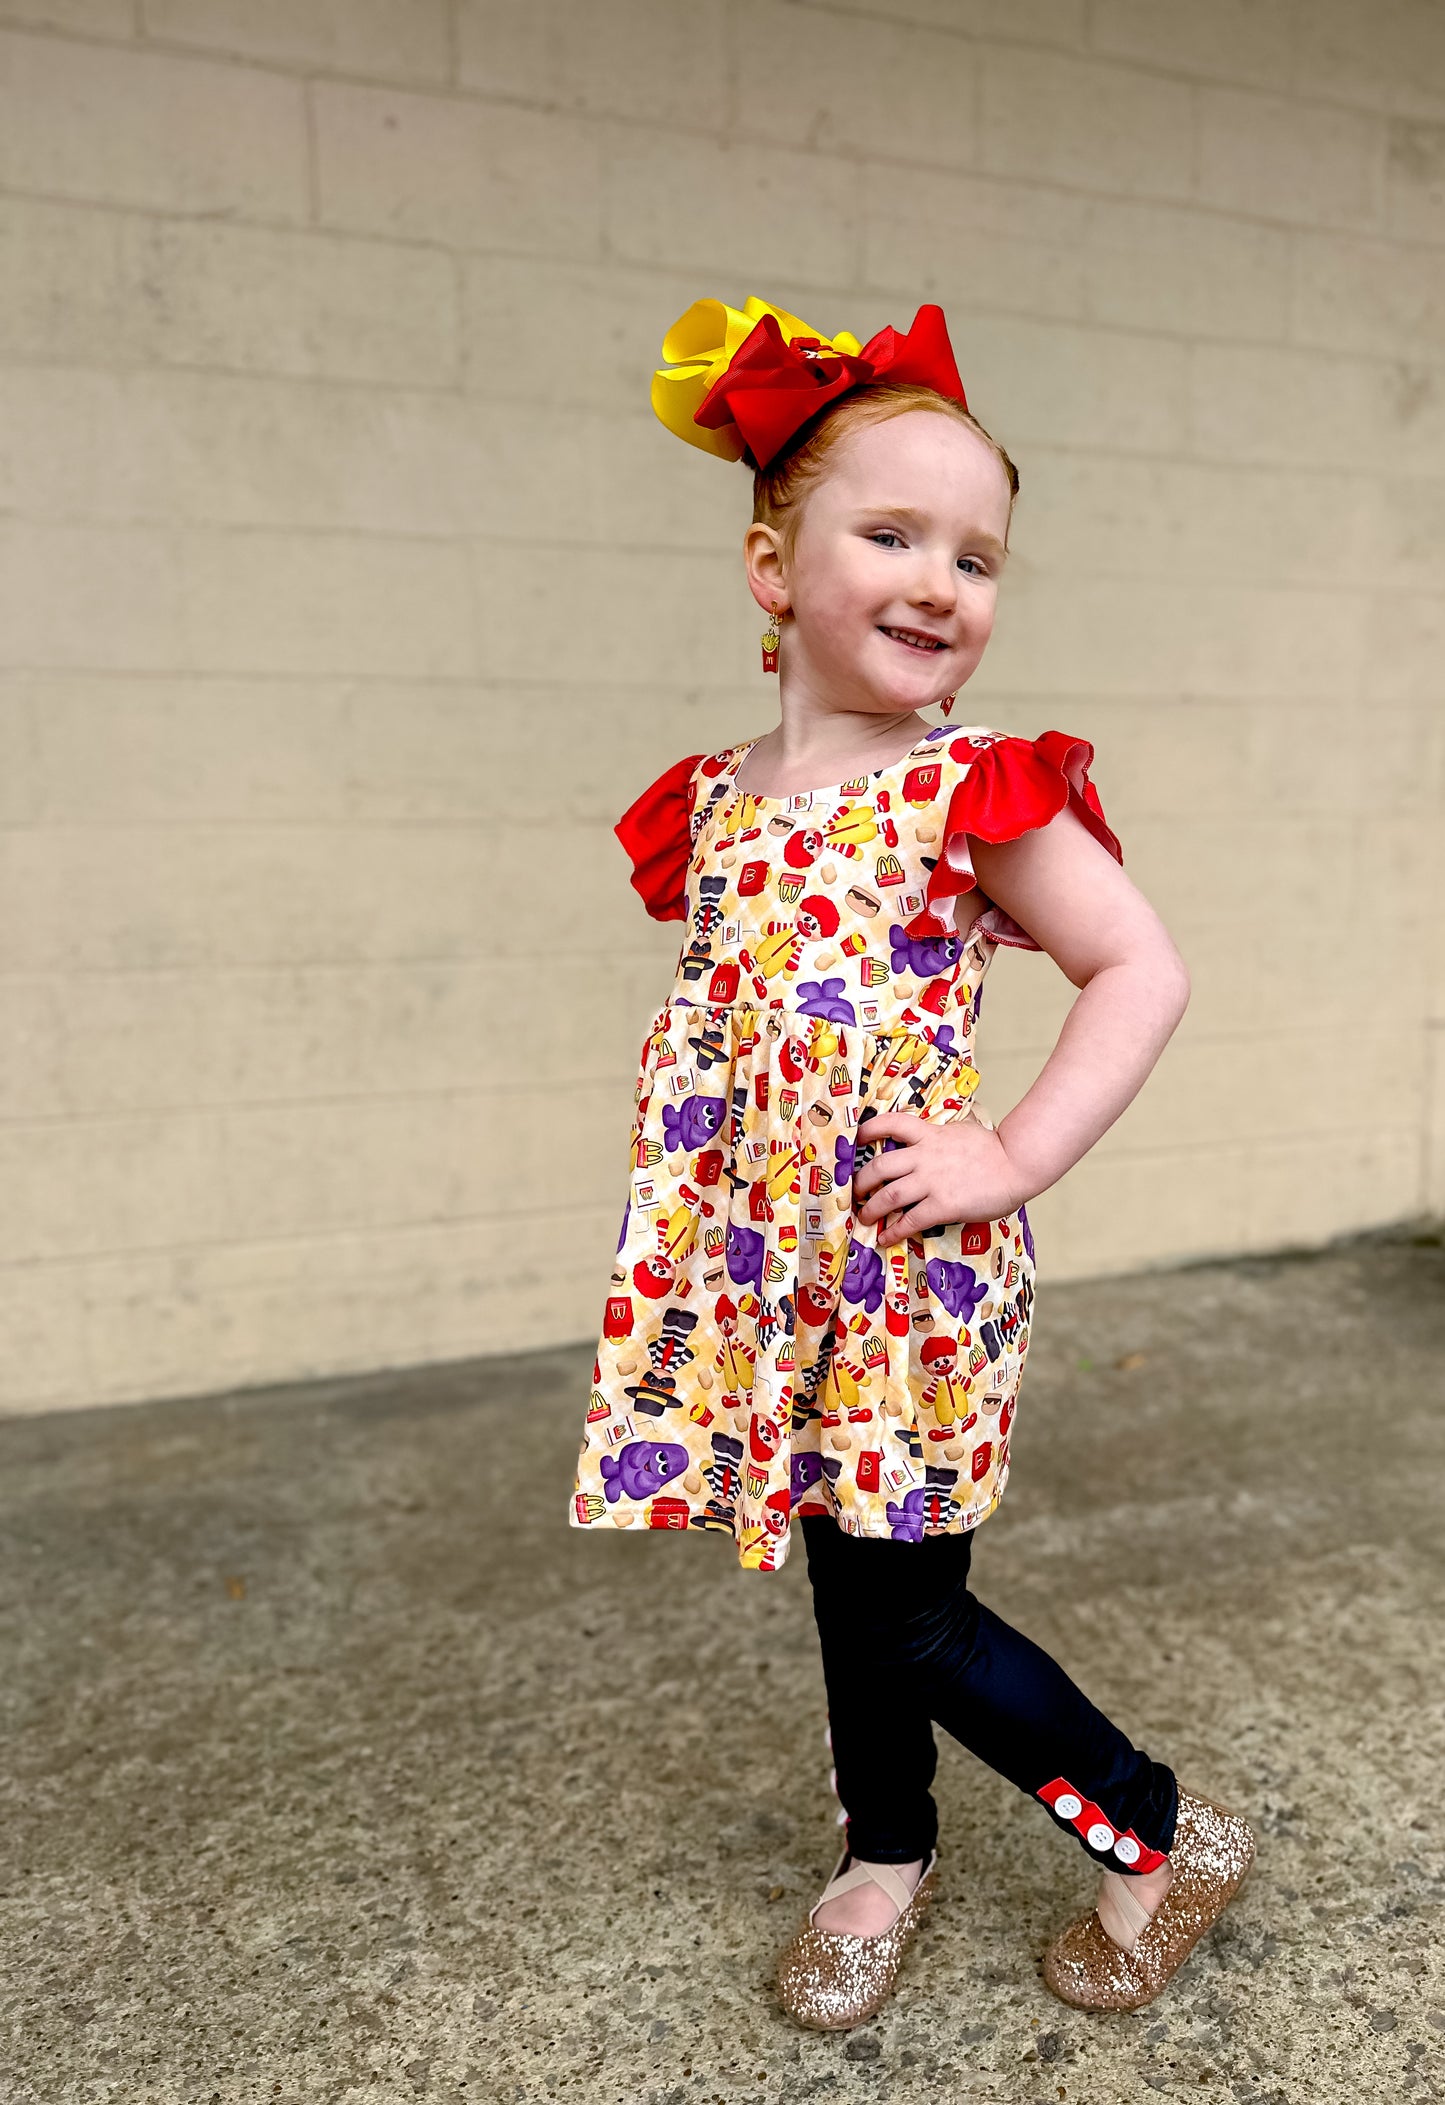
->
<box><xmin>888</xmin><ymin>925</ymin><xmax>962</xmax><ymax>979</ymax></box>
<box><xmin>885</xmin><ymin>1486</ymin><xmax>934</xmax><ymax>1542</ymax></box>
<box><xmin>795</xmin><ymin>977</ymin><xmax>856</xmax><ymax>1025</ymax></box>
<box><xmin>726</xmin><ymin>1219</ymin><xmax>765</xmax><ymax>1292</ymax></box>
<box><xmin>791</xmin><ymin>1450</ymin><xmax>826</xmax><ymax>1504</ymax></box>
<box><xmin>925</xmin><ymin>1257</ymin><xmax>988</xmax><ymax>1325</ymax></box>
<box><xmin>1019</xmin><ymin>1201</ymin><xmax>1035</xmax><ymax>1263</ymax></box>
<box><xmin>661</xmin><ymin>1092</ymin><xmax>726</xmax><ymax>1152</ymax></box>
<box><xmin>599</xmin><ymin>1440</ymin><xmax>690</xmax><ymax>1503</ymax></box>
<box><xmin>842</xmin><ymin>1237</ymin><xmax>886</xmax><ymax>1316</ymax></box>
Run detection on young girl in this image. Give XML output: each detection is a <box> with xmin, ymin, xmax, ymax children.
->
<box><xmin>568</xmin><ymin>295</ymin><xmax>1255</xmax><ymax>2029</ymax></box>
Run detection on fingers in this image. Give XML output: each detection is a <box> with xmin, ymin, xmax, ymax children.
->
<box><xmin>855</xmin><ymin>1109</ymin><xmax>920</xmax><ymax>1138</ymax></box>
<box><xmin>859</xmin><ymin>1171</ymin><xmax>928</xmax><ymax>1226</ymax></box>
<box><xmin>853</xmin><ymin>1110</ymin><xmax>939</xmax><ymax>1234</ymax></box>
<box><xmin>853</xmin><ymin>1117</ymin><xmax>923</xmax><ymax>1196</ymax></box>
<box><xmin>854</xmin><ymin>1154</ymin><xmax>916</xmax><ymax>1215</ymax></box>
<box><xmin>877</xmin><ymin>1199</ymin><xmax>938</xmax><ymax>1250</ymax></box>
<box><xmin>857</xmin><ymin>1143</ymin><xmax>914</xmax><ymax>1184</ymax></box>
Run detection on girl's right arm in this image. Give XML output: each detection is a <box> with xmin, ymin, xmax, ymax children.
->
<box><xmin>853</xmin><ymin>803</ymin><xmax>1189</xmax><ymax>1245</ymax></box>
<box><xmin>967</xmin><ymin>808</ymin><xmax>1191</xmax><ymax>1206</ymax></box>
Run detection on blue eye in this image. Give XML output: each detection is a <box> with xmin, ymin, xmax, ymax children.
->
<box><xmin>958</xmin><ymin>556</ymin><xmax>987</xmax><ymax>576</ymax></box>
<box><xmin>869</xmin><ymin>530</ymin><xmax>903</xmax><ymax>547</ymax></box>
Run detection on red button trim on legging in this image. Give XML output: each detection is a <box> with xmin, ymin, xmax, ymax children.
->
<box><xmin>1037</xmin><ymin>1775</ymin><xmax>1169</xmax><ymax>1874</ymax></box>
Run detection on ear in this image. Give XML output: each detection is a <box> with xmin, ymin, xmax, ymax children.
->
<box><xmin>743</xmin><ymin>522</ymin><xmax>788</xmax><ymax>617</ymax></box>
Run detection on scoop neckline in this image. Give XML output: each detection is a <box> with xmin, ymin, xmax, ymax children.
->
<box><xmin>728</xmin><ymin>726</ymin><xmax>949</xmax><ymax>803</ymax></box>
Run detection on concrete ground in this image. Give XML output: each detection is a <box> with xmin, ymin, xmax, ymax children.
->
<box><xmin>2</xmin><ymin>1231</ymin><xmax>1443</xmax><ymax>2105</ymax></box>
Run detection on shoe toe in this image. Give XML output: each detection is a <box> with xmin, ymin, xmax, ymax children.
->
<box><xmin>776</xmin><ymin>1925</ymin><xmax>897</xmax><ymax>2029</ymax></box>
<box><xmin>1042</xmin><ymin>1911</ymin><xmax>1147</xmax><ymax>2012</ymax></box>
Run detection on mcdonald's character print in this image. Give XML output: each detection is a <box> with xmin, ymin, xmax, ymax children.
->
<box><xmin>570</xmin><ymin>722</ymin><xmax>1125</xmax><ymax>1571</ymax></box>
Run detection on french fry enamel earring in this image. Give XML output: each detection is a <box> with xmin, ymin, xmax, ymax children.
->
<box><xmin>941</xmin><ymin>692</ymin><xmax>956</xmax><ymax>715</ymax></box>
<box><xmin>761</xmin><ymin>603</ymin><xmax>781</xmax><ymax>674</ymax></box>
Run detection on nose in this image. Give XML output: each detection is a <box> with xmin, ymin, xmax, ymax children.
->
<box><xmin>909</xmin><ymin>556</ymin><xmax>956</xmax><ymax>616</ymax></box>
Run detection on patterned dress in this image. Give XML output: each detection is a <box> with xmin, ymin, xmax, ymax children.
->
<box><xmin>568</xmin><ymin>721</ymin><xmax>1122</xmax><ymax>1572</ymax></box>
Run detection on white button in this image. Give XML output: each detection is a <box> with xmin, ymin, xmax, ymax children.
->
<box><xmin>1113</xmin><ymin>1835</ymin><xmax>1141</xmax><ymax>1865</ymax></box>
<box><xmin>1086</xmin><ymin>1822</ymin><xmax>1116</xmax><ymax>1851</ymax></box>
<box><xmin>1053</xmin><ymin>1793</ymin><xmax>1082</xmax><ymax>1820</ymax></box>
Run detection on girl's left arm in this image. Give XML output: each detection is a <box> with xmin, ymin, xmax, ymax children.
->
<box><xmin>853</xmin><ymin>806</ymin><xmax>1190</xmax><ymax>1248</ymax></box>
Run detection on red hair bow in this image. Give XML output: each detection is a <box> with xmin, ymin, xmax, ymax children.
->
<box><xmin>694</xmin><ymin>304</ymin><xmax>968</xmax><ymax>471</ymax></box>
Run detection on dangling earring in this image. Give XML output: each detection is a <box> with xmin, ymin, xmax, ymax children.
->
<box><xmin>940</xmin><ymin>692</ymin><xmax>956</xmax><ymax>716</ymax></box>
<box><xmin>761</xmin><ymin>603</ymin><xmax>781</xmax><ymax>675</ymax></box>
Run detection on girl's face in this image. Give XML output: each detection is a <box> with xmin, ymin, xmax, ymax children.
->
<box><xmin>755</xmin><ymin>410</ymin><xmax>1011</xmax><ymax>717</ymax></box>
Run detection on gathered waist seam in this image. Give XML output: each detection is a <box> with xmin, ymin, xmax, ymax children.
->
<box><xmin>659</xmin><ymin>995</ymin><xmax>967</xmax><ymax>1030</ymax></box>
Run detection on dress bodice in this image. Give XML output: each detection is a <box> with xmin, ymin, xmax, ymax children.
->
<box><xmin>674</xmin><ymin>726</ymin><xmax>990</xmax><ymax>1047</ymax></box>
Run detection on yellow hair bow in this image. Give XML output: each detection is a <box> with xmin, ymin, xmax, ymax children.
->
<box><xmin>651</xmin><ymin>296</ymin><xmax>864</xmax><ymax>462</ymax></box>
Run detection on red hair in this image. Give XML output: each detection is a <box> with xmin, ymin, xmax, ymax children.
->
<box><xmin>752</xmin><ymin>381</ymin><xmax>1019</xmax><ymax>557</ymax></box>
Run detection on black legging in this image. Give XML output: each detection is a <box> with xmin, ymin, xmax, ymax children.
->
<box><xmin>802</xmin><ymin>1514</ymin><xmax>1178</xmax><ymax>1877</ymax></box>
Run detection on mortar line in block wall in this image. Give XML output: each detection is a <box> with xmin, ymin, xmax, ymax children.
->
<box><xmin>1419</xmin><ymin>1022</ymin><xmax>1443</xmax><ymax>1214</ymax></box>
<box><xmin>3</xmin><ymin>272</ymin><xmax>1442</xmax><ymax>393</ymax></box>
<box><xmin>301</xmin><ymin>73</ymin><xmax>320</xmax><ymax>226</ymax></box>
<box><xmin>0</xmin><ymin>952</ymin><xmax>1429</xmax><ymax>1031</ymax></box>
<box><xmin>0</xmin><ymin>1087</ymin><xmax>1424</xmax><ymax>1158</ymax></box>
<box><xmin>0</xmin><ymin>1081</ymin><xmax>641</xmax><ymax>1126</ymax></box>
<box><xmin>2</xmin><ymin>671</ymin><xmax>1435</xmax><ymax>705</ymax></box>
<box><xmin>0</xmin><ymin>381</ymin><xmax>1433</xmax><ymax>493</ymax></box>
<box><xmin>0</xmin><ymin>791</ymin><xmax>1435</xmax><ymax>832</ymax></box>
<box><xmin>0</xmin><ymin>653</ymin><xmax>1408</xmax><ymax>693</ymax></box>
<box><xmin>0</xmin><ymin>915</ymin><xmax>1386</xmax><ymax>968</ymax></box>
<box><xmin>0</xmin><ymin>152</ymin><xmax>1427</xmax><ymax>264</ymax></box>
<box><xmin>6</xmin><ymin>506</ymin><xmax>1444</xmax><ymax>575</ymax></box>
<box><xmin>0</xmin><ymin>1031</ymin><xmax>1432</xmax><ymax>1128</ymax></box>
<box><xmin>0</xmin><ymin>1203</ymin><xmax>623</xmax><ymax>1274</ymax></box>
<box><xmin>0</xmin><ymin>179</ymin><xmax>466</xmax><ymax>261</ymax></box>
<box><xmin>0</xmin><ymin>100</ymin><xmax>1435</xmax><ymax>257</ymax></box>
<box><xmin>5</xmin><ymin>9</ymin><xmax>1430</xmax><ymax>147</ymax></box>
<box><xmin>443</xmin><ymin>0</ymin><xmax>459</xmax><ymax>91</ymax></box>
<box><xmin>0</xmin><ymin>953</ymin><xmax>690</xmax><ymax>980</ymax></box>
<box><xmin>0</xmin><ymin>1193</ymin><xmax>1429</xmax><ymax>1292</ymax></box>
<box><xmin>0</xmin><ymin>356</ymin><xmax>467</xmax><ymax>399</ymax></box>
<box><xmin>1</xmin><ymin>175</ymin><xmax>1442</xmax><ymax>307</ymax></box>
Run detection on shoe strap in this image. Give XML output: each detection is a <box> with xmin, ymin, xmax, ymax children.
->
<box><xmin>1098</xmin><ymin>1871</ymin><xmax>1155</xmax><ymax>1944</ymax></box>
<box><xmin>810</xmin><ymin>1853</ymin><xmax>920</xmax><ymax>1926</ymax></box>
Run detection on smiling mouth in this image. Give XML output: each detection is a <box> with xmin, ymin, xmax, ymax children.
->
<box><xmin>879</xmin><ymin>625</ymin><xmax>947</xmax><ymax>653</ymax></box>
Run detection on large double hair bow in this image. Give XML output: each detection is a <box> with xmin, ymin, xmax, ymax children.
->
<box><xmin>652</xmin><ymin>296</ymin><xmax>969</xmax><ymax>470</ymax></box>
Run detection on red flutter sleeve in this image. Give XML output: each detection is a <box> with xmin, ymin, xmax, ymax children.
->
<box><xmin>613</xmin><ymin>751</ymin><xmax>706</xmax><ymax>921</ymax></box>
<box><xmin>905</xmin><ymin>730</ymin><xmax>1123</xmax><ymax>951</ymax></box>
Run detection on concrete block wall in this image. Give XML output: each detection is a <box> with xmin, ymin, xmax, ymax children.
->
<box><xmin>0</xmin><ymin>0</ymin><xmax>1441</xmax><ymax>1414</ymax></box>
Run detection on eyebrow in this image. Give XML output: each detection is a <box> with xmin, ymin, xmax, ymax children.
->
<box><xmin>856</xmin><ymin>504</ymin><xmax>1009</xmax><ymax>562</ymax></box>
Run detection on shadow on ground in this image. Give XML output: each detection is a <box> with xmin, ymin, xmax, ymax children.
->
<box><xmin>2</xmin><ymin>1230</ymin><xmax>1443</xmax><ymax>2103</ymax></box>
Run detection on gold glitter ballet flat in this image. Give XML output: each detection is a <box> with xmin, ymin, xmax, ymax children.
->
<box><xmin>775</xmin><ymin>1846</ymin><xmax>939</xmax><ymax>2031</ymax></box>
<box><xmin>1042</xmin><ymin>1787</ymin><xmax>1255</xmax><ymax>2013</ymax></box>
